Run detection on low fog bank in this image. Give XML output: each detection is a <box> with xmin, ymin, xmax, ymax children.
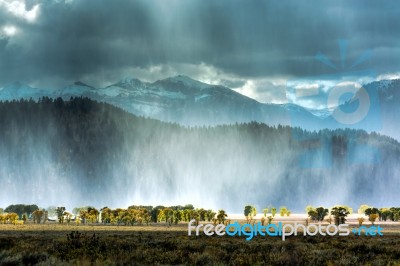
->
<box><xmin>0</xmin><ymin>98</ymin><xmax>399</xmax><ymax>213</ymax></box>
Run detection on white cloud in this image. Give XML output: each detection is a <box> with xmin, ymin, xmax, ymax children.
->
<box><xmin>0</xmin><ymin>0</ymin><xmax>40</xmax><ymax>22</ymax></box>
<box><xmin>232</xmin><ymin>80</ymin><xmax>259</xmax><ymax>100</ymax></box>
<box><xmin>3</xmin><ymin>25</ymin><xmax>17</xmax><ymax>36</ymax></box>
<box><xmin>229</xmin><ymin>78</ymin><xmax>289</xmax><ymax>104</ymax></box>
<box><xmin>294</xmin><ymin>83</ymin><xmax>319</xmax><ymax>90</ymax></box>
<box><xmin>293</xmin><ymin>83</ymin><xmax>320</xmax><ymax>98</ymax></box>
<box><xmin>377</xmin><ymin>72</ymin><xmax>400</xmax><ymax>81</ymax></box>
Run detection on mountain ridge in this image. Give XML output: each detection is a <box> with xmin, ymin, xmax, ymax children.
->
<box><xmin>0</xmin><ymin>76</ymin><xmax>399</xmax><ymax>139</ymax></box>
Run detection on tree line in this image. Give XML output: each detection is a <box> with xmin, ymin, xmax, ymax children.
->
<box><xmin>306</xmin><ymin>204</ymin><xmax>400</xmax><ymax>225</ymax></box>
<box><xmin>2</xmin><ymin>203</ymin><xmax>399</xmax><ymax>227</ymax></box>
<box><xmin>0</xmin><ymin>204</ymin><xmax>229</xmax><ymax>226</ymax></box>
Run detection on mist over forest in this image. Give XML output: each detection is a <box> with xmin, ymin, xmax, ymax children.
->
<box><xmin>0</xmin><ymin>97</ymin><xmax>399</xmax><ymax>212</ymax></box>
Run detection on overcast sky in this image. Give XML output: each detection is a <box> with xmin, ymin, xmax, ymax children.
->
<box><xmin>1</xmin><ymin>0</ymin><xmax>399</xmax><ymax>104</ymax></box>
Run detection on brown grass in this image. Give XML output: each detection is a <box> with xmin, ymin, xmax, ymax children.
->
<box><xmin>0</xmin><ymin>222</ymin><xmax>400</xmax><ymax>265</ymax></box>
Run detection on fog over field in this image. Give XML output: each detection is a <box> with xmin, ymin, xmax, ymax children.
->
<box><xmin>0</xmin><ymin>99</ymin><xmax>399</xmax><ymax>212</ymax></box>
<box><xmin>1</xmin><ymin>0</ymin><xmax>400</xmax><ymax>213</ymax></box>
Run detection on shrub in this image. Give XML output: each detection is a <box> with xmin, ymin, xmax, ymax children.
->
<box><xmin>394</xmin><ymin>212</ymin><xmax>400</xmax><ymax>222</ymax></box>
<box><xmin>358</xmin><ymin>205</ymin><xmax>372</xmax><ymax>215</ymax></box>
<box><xmin>369</xmin><ymin>214</ymin><xmax>379</xmax><ymax>225</ymax></box>
<box><xmin>331</xmin><ymin>207</ymin><xmax>349</xmax><ymax>225</ymax></box>
<box><xmin>364</xmin><ymin>207</ymin><xmax>379</xmax><ymax>216</ymax></box>
<box><xmin>380</xmin><ymin>209</ymin><xmax>392</xmax><ymax>221</ymax></box>
<box><xmin>271</xmin><ymin>208</ymin><xmax>277</xmax><ymax>217</ymax></box>
<box><xmin>308</xmin><ymin>207</ymin><xmax>328</xmax><ymax>222</ymax></box>
<box><xmin>244</xmin><ymin>205</ymin><xmax>257</xmax><ymax>222</ymax></box>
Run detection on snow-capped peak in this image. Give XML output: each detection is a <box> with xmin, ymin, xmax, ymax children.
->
<box><xmin>0</xmin><ymin>82</ymin><xmax>48</xmax><ymax>100</ymax></box>
<box><xmin>158</xmin><ymin>75</ymin><xmax>210</xmax><ymax>89</ymax></box>
<box><xmin>56</xmin><ymin>81</ymin><xmax>96</xmax><ymax>97</ymax></box>
<box><xmin>73</xmin><ymin>81</ymin><xmax>95</xmax><ymax>89</ymax></box>
<box><xmin>115</xmin><ymin>78</ymin><xmax>145</xmax><ymax>88</ymax></box>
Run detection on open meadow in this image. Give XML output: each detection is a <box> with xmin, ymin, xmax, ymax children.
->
<box><xmin>1</xmin><ymin>215</ymin><xmax>400</xmax><ymax>265</ymax></box>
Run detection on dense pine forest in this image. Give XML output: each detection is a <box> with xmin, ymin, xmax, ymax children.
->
<box><xmin>0</xmin><ymin>97</ymin><xmax>399</xmax><ymax>211</ymax></box>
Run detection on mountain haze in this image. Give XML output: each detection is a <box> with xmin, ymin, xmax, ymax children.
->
<box><xmin>0</xmin><ymin>76</ymin><xmax>318</xmax><ymax>127</ymax></box>
<box><xmin>1</xmin><ymin>76</ymin><xmax>399</xmax><ymax>140</ymax></box>
<box><xmin>0</xmin><ymin>98</ymin><xmax>399</xmax><ymax>212</ymax></box>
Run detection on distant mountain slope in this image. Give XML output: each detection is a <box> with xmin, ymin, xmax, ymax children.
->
<box><xmin>334</xmin><ymin>79</ymin><xmax>400</xmax><ymax>140</ymax></box>
<box><xmin>0</xmin><ymin>76</ymin><xmax>399</xmax><ymax>139</ymax></box>
<box><xmin>0</xmin><ymin>82</ymin><xmax>48</xmax><ymax>100</ymax></box>
<box><xmin>0</xmin><ymin>98</ymin><xmax>399</xmax><ymax>211</ymax></box>
<box><xmin>0</xmin><ymin>75</ymin><xmax>320</xmax><ymax>127</ymax></box>
<box><xmin>96</xmin><ymin>75</ymin><xmax>295</xmax><ymax>126</ymax></box>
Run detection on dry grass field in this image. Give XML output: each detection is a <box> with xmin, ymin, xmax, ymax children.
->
<box><xmin>1</xmin><ymin>218</ymin><xmax>400</xmax><ymax>265</ymax></box>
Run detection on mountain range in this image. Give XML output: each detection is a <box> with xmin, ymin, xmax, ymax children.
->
<box><xmin>0</xmin><ymin>76</ymin><xmax>399</xmax><ymax>140</ymax></box>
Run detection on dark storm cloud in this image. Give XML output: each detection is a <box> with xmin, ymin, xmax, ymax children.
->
<box><xmin>24</xmin><ymin>0</ymin><xmax>40</xmax><ymax>11</ymax></box>
<box><xmin>0</xmin><ymin>0</ymin><xmax>399</xmax><ymax>87</ymax></box>
<box><xmin>0</xmin><ymin>0</ymin><xmax>157</xmax><ymax>85</ymax></box>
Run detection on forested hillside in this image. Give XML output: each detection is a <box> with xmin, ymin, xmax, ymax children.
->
<box><xmin>0</xmin><ymin>98</ymin><xmax>399</xmax><ymax>211</ymax></box>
